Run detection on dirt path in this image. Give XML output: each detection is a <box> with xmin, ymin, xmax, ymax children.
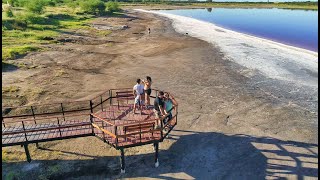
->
<box><xmin>2</xmin><ymin>10</ymin><xmax>318</xmax><ymax>179</ymax></box>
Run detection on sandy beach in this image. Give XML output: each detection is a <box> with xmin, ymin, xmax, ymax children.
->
<box><xmin>2</xmin><ymin>8</ymin><xmax>318</xmax><ymax>179</ymax></box>
<box><xmin>140</xmin><ymin>8</ymin><xmax>318</xmax><ymax>117</ymax></box>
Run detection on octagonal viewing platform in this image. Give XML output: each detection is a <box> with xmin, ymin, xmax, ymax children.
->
<box><xmin>2</xmin><ymin>88</ymin><xmax>178</xmax><ymax>173</ymax></box>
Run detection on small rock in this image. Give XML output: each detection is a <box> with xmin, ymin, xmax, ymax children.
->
<box><xmin>42</xmin><ymin>36</ymin><xmax>54</xmax><ymax>40</ymax></box>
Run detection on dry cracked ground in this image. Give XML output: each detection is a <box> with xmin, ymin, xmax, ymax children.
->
<box><xmin>2</xmin><ymin>9</ymin><xmax>318</xmax><ymax>179</ymax></box>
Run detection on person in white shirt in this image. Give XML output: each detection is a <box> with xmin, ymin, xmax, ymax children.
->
<box><xmin>133</xmin><ymin>79</ymin><xmax>145</xmax><ymax>114</ymax></box>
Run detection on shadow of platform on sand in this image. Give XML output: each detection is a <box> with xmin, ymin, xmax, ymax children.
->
<box><xmin>2</xmin><ymin>130</ymin><xmax>318</xmax><ymax>179</ymax></box>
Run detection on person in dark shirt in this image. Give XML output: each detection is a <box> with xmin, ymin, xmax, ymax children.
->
<box><xmin>153</xmin><ymin>91</ymin><xmax>165</xmax><ymax>128</ymax></box>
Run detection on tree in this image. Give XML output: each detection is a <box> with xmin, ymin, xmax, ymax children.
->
<box><xmin>79</xmin><ymin>0</ymin><xmax>106</xmax><ymax>15</ymax></box>
<box><xmin>106</xmin><ymin>1</ymin><xmax>120</xmax><ymax>13</ymax></box>
<box><xmin>25</xmin><ymin>0</ymin><xmax>46</xmax><ymax>14</ymax></box>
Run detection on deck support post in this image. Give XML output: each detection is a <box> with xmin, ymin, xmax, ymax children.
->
<box><xmin>36</xmin><ymin>142</ymin><xmax>40</xmax><ymax>149</ymax></box>
<box><xmin>110</xmin><ymin>90</ymin><xmax>112</xmax><ymax>106</ymax></box>
<box><xmin>154</xmin><ymin>142</ymin><xmax>159</xmax><ymax>167</ymax></box>
<box><xmin>90</xmin><ymin>100</ymin><xmax>93</xmax><ymax>113</ymax></box>
<box><xmin>90</xmin><ymin>114</ymin><xmax>94</xmax><ymax>135</ymax></box>
<box><xmin>100</xmin><ymin>95</ymin><xmax>104</xmax><ymax>111</ymax></box>
<box><xmin>60</xmin><ymin>103</ymin><xmax>66</xmax><ymax>121</ymax></box>
<box><xmin>24</xmin><ymin>144</ymin><xmax>31</xmax><ymax>163</ymax></box>
<box><xmin>31</xmin><ymin>106</ymin><xmax>36</xmax><ymax>124</ymax></box>
<box><xmin>120</xmin><ymin>148</ymin><xmax>125</xmax><ymax>173</ymax></box>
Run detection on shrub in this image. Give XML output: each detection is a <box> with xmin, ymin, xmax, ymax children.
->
<box><xmin>2</xmin><ymin>19</ymin><xmax>27</xmax><ymax>30</ymax></box>
<box><xmin>44</xmin><ymin>0</ymin><xmax>56</xmax><ymax>6</ymax></box>
<box><xmin>24</xmin><ymin>0</ymin><xmax>46</xmax><ymax>14</ymax></box>
<box><xmin>64</xmin><ymin>0</ymin><xmax>80</xmax><ymax>10</ymax></box>
<box><xmin>106</xmin><ymin>1</ymin><xmax>120</xmax><ymax>13</ymax></box>
<box><xmin>23</xmin><ymin>13</ymin><xmax>47</xmax><ymax>24</ymax></box>
<box><xmin>2</xmin><ymin>3</ymin><xmax>11</xmax><ymax>11</ymax></box>
<box><xmin>5</xmin><ymin>9</ymin><xmax>14</xmax><ymax>17</ymax></box>
<box><xmin>14</xmin><ymin>0</ymin><xmax>28</xmax><ymax>7</ymax></box>
<box><xmin>7</xmin><ymin>0</ymin><xmax>16</xmax><ymax>6</ymax></box>
<box><xmin>2</xmin><ymin>45</ymin><xmax>40</xmax><ymax>60</ymax></box>
<box><xmin>79</xmin><ymin>0</ymin><xmax>106</xmax><ymax>15</ymax></box>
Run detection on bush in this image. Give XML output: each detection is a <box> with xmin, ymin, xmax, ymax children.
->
<box><xmin>106</xmin><ymin>1</ymin><xmax>120</xmax><ymax>13</ymax></box>
<box><xmin>7</xmin><ymin>0</ymin><xmax>18</xmax><ymax>6</ymax></box>
<box><xmin>44</xmin><ymin>0</ymin><xmax>56</xmax><ymax>6</ymax></box>
<box><xmin>24</xmin><ymin>0</ymin><xmax>46</xmax><ymax>14</ymax></box>
<box><xmin>5</xmin><ymin>9</ymin><xmax>14</xmax><ymax>17</ymax></box>
<box><xmin>2</xmin><ymin>45</ymin><xmax>40</xmax><ymax>60</ymax></box>
<box><xmin>64</xmin><ymin>0</ymin><xmax>80</xmax><ymax>10</ymax></box>
<box><xmin>23</xmin><ymin>13</ymin><xmax>48</xmax><ymax>24</ymax></box>
<box><xmin>79</xmin><ymin>0</ymin><xmax>106</xmax><ymax>15</ymax></box>
<box><xmin>7</xmin><ymin>0</ymin><xmax>14</xmax><ymax>6</ymax></box>
<box><xmin>14</xmin><ymin>0</ymin><xmax>28</xmax><ymax>7</ymax></box>
<box><xmin>2</xmin><ymin>19</ymin><xmax>27</xmax><ymax>30</ymax></box>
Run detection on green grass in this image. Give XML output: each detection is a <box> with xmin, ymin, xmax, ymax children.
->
<box><xmin>2</xmin><ymin>6</ymin><xmax>96</xmax><ymax>62</ymax></box>
<box><xmin>2</xmin><ymin>45</ymin><xmax>40</xmax><ymax>60</ymax></box>
<box><xmin>2</xmin><ymin>2</ymin><xmax>124</xmax><ymax>64</ymax></box>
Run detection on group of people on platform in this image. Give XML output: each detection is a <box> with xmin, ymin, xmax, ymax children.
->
<box><xmin>133</xmin><ymin>76</ymin><xmax>177</xmax><ymax>129</ymax></box>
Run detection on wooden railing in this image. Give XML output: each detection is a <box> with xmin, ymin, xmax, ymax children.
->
<box><xmin>2</xmin><ymin>88</ymin><xmax>178</xmax><ymax>148</ymax></box>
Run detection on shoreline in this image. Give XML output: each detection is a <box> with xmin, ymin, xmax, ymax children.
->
<box><xmin>138</xmin><ymin>9</ymin><xmax>318</xmax><ymax>55</ymax></box>
<box><xmin>138</xmin><ymin>9</ymin><xmax>318</xmax><ymax>115</ymax></box>
<box><xmin>137</xmin><ymin>9</ymin><xmax>318</xmax><ymax>85</ymax></box>
<box><xmin>121</xmin><ymin>2</ymin><xmax>318</xmax><ymax>11</ymax></box>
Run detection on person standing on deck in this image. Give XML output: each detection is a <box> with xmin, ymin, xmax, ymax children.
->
<box><xmin>163</xmin><ymin>92</ymin><xmax>177</xmax><ymax>125</ymax></box>
<box><xmin>133</xmin><ymin>79</ymin><xmax>144</xmax><ymax>114</ymax></box>
<box><xmin>153</xmin><ymin>91</ymin><xmax>165</xmax><ymax>128</ymax></box>
<box><xmin>142</xmin><ymin>76</ymin><xmax>152</xmax><ymax>108</ymax></box>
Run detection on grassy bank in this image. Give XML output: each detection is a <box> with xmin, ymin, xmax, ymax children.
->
<box><xmin>2</xmin><ymin>0</ymin><xmax>121</xmax><ymax>67</ymax></box>
<box><xmin>121</xmin><ymin>1</ymin><xmax>318</xmax><ymax>10</ymax></box>
<box><xmin>2</xmin><ymin>6</ymin><xmax>92</xmax><ymax>61</ymax></box>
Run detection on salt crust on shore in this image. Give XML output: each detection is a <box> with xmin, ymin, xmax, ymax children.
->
<box><xmin>137</xmin><ymin>9</ymin><xmax>318</xmax><ymax>88</ymax></box>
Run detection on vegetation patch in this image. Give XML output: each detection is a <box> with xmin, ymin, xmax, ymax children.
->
<box><xmin>106</xmin><ymin>1</ymin><xmax>120</xmax><ymax>13</ymax></box>
<box><xmin>54</xmin><ymin>69</ymin><xmax>68</xmax><ymax>77</ymax></box>
<box><xmin>2</xmin><ymin>149</ymin><xmax>26</xmax><ymax>162</ymax></box>
<box><xmin>2</xmin><ymin>86</ymin><xmax>20</xmax><ymax>93</ymax></box>
<box><xmin>2</xmin><ymin>1</ymin><xmax>122</xmax><ymax>64</ymax></box>
<box><xmin>22</xmin><ymin>87</ymin><xmax>47</xmax><ymax>101</ymax></box>
<box><xmin>96</xmin><ymin>30</ymin><xmax>112</xmax><ymax>37</ymax></box>
<box><xmin>79</xmin><ymin>0</ymin><xmax>106</xmax><ymax>15</ymax></box>
<box><xmin>2</xmin><ymin>45</ymin><xmax>40</xmax><ymax>60</ymax></box>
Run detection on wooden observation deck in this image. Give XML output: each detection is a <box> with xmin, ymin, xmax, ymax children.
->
<box><xmin>2</xmin><ymin>88</ymin><xmax>178</xmax><ymax>173</ymax></box>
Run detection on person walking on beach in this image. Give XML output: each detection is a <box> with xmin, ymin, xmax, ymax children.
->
<box><xmin>142</xmin><ymin>76</ymin><xmax>152</xmax><ymax>107</ymax></box>
<box><xmin>148</xmin><ymin>28</ymin><xmax>151</xmax><ymax>34</ymax></box>
<box><xmin>133</xmin><ymin>79</ymin><xmax>144</xmax><ymax>114</ymax></box>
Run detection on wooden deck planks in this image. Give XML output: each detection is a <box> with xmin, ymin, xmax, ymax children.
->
<box><xmin>2</xmin><ymin>119</ymin><xmax>93</xmax><ymax>145</ymax></box>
